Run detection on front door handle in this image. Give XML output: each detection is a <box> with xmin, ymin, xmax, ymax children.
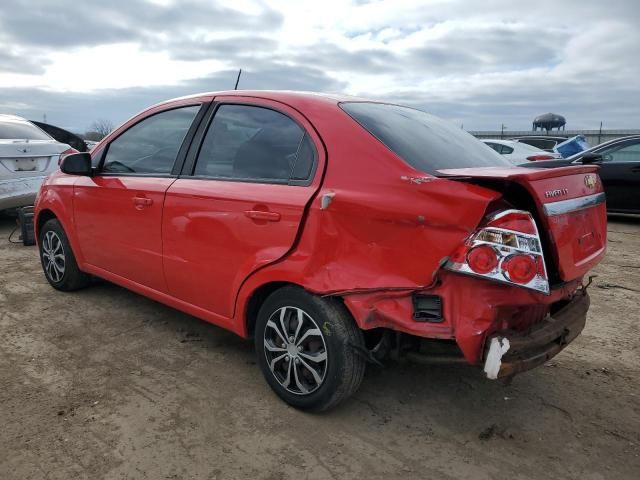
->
<box><xmin>631</xmin><ymin>166</ymin><xmax>640</xmax><ymax>173</ymax></box>
<box><xmin>244</xmin><ymin>210</ymin><xmax>281</xmax><ymax>222</ymax></box>
<box><xmin>132</xmin><ymin>196</ymin><xmax>153</xmax><ymax>208</ymax></box>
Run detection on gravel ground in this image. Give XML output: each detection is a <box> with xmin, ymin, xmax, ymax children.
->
<box><xmin>0</xmin><ymin>214</ymin><xmax>638</xmax><ymax>480</ymax></box>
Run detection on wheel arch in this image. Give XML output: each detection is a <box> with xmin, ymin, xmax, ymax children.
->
<box><xmin>244</xmin><ymin>281</ymin><xmax>298</xmax><ymax>339</ymax></box>
<box><xmin>34</xmin><ymin>196</ymin><xmax>85</xmax><ymax>266</ymax></box>
<box><xmin>35</xmin><ymin>208</ymin><xmax>58</xmax><ymax>239</ymax></box>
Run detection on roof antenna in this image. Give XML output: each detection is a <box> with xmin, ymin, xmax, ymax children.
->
<box><xmin>234</xmin><ymin>68</ymin><xmax>242</xmax><ymax>90</ymax></box>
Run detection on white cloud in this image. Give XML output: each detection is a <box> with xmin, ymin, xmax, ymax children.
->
<box><xmin>0</xmin><ymin>0</ymin><xmax>638</xmax><ymax>131</ymax></box>
<box><xmin>0</xmin><ymin>44</ymin><xmax>226</xmax><ymax>91</ymax></box>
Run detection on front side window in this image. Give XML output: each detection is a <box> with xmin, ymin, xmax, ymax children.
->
<box><xmin>340</xmin><ymin>102</ymin><xmax>511</xmax><ymax>174</ymax></box>
<box><xmin>102</xmin><ymin>105</ymin><xmax>200</xmax><ymax>174</ymax></box>
<box><xmin>603</xmin><ymin>142</ymin><xmax>640</xmax><ymax>163</ymax></box>
<box><xmin>194</xmin><ymin>104</ymin><xmax>312</xmax><ymax>182</ymax></box>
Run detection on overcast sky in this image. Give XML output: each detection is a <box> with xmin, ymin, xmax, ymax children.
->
<box><xmin>0</xmin><ymin>0</ymin><xmax>638</xmax><ymax>133</ymax></box>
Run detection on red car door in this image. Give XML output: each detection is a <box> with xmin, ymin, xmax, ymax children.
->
<box><xmin>73</xmin><ymin>103</ymin><xmax>204</xmax><ymax>292</ymax></box>
<box><xmin>162</xmin><ymin>97</ymin><xmax>324</xmax><ymax>319</ymax></box>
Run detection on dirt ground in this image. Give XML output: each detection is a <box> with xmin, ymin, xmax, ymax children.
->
<box><xmin>0</xmin><ymin>215</ymin><xmax>638</xmax><ymax>480</ymax></box>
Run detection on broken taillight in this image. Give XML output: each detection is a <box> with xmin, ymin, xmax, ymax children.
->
<box><xmin>445</xmin><ymin>209</ymin><xmax>549</xmax><ymax>294</ymax></box>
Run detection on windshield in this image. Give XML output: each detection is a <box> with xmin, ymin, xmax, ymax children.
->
<box><xmin>340</xmin><ymin>102</ymin><xmax>512</xmax><ymax>174</ymax></box>
<box><xmin>0</xmin><ymin>120</ymin><xmax>52</xmax><ymax>140</ymax></box>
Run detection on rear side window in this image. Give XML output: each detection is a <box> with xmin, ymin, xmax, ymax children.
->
<box><xmin>485</xmin><ymin>142</ymin><xmax>501</xmax><ymax>153</ymax></box>
<box><xmin>0</xmin><ymin>121</ymin><xmax>52</xmax><ymax>140</ymax></box>
<box><xmin>194</xmin><ymin>104</ymin><xmax>313</xmax><ymax>183</ymax></box>
<box><xmin>102</xmin><ymin>105</ymin><xmax>200</xmax><ymax>175</ymax></box>
<box><xmin>291</xmin><ymin>134</ymin><xmax>315</xmax><ymax>180</ymax></box>
<box><xmin>487</xmin><ymin>143</ymin><xmax>514</xmax><ymax>155</ymax></box>
<box><xmin>340</xmin><ymin>102</ymin><xmax>511</xmax><ymax>173</ymax></box>
<box><xmin>501</xmin><ymin>145</ymin><xmax>514</xmax><ymax>154</ymax></box>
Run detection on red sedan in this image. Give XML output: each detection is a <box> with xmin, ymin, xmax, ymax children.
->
<box><xmin>34</xmin><ymin>91</ymin><xmax>607</xmax><ymax>410</ymax></box>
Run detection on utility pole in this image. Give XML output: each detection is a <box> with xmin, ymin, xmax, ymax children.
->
<box><xmin>501</xmin><ymin>123</ymin><xmax>507</xmax><ymax>139</ymax></box>
<box><xmin>598</xmin><ymin>121</ymin><xmax>603</xmax><ymax>145</ymax></box>
<box><xmin>43</xmin><ymin>113</ymin><xmax>47</xmax><ymax>124</ymax></box>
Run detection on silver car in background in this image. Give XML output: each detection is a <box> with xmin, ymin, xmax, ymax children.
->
<box><xmin>482</xmin><ymin>139</ymin><xmax>561</xmax><ymax>164</ymax></box>
<box><xmin>0</xmin><ymin>114</ymin><xmax>74</xmax><ymax>212</ymax></box>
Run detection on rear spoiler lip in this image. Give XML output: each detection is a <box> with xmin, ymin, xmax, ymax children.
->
<box><xmin>435</xmin><ymin>164</ymin><xmax>599</xmax><ymax>180</ymax></box>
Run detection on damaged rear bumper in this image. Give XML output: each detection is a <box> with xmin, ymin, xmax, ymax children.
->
<box><xmin>483</xmin><ymin>292</ymin><xmax>589</xmax><ymax>379</ymax></box>
<box><xmin>0</xmin><ymin>176</ymin><xmax>45</xmax><ymax>211</ymax></box>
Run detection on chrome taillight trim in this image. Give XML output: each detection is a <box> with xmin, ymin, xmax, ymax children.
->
<box><xmin>543</xmin><ymin>192</ymin><xmax>606</xmax><ymax>217</ymax></box>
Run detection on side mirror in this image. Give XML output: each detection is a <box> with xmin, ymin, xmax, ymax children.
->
<box><xmin>580</xmin><ymin>153</ymin><xmax>603</xmax><ymax>164</ymax></box>
<box><xmin>60</xmin><ymin>152</ymin><xmax>92</xmax><ymax>176</ymax></box>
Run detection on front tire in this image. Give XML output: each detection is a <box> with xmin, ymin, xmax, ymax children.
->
<box><xmin>39</xmin><ymin>218</ymin><xmax>90</xmax><ymax>291</ymax></box>
<box><xmin>255</xmin><ymin>286</ymin><xmax>367</xmax><ymax>411</ymax></box>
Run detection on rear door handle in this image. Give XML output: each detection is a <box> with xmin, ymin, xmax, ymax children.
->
<box><xmin>244</xmin><ymin>210</ymin><xmax>281</xmax><ymax>222</ymax></box>
<box><xmin>132</xmin><ymin>196</ymin><xmax>153</xmax><ymax>208</ymax></box>
<box><xmin>631</xmin><ymin>166</ymin><xmax>640</xmax><ymax>173</ymax></box>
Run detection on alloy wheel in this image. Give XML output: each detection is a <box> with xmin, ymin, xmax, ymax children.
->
<box><xmin>42</xmin><ymin>230</ymin><xmax>65</xmax><ymax>283</ymax></box>
<box><xmin>263</xmin><ymin>306</ymin><xmax>328</xmax><ymax>395</ymax></box>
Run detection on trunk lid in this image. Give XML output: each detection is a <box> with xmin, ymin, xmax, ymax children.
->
<box><xmin>0</xmin><ymin>140</ymin><xmax>68</xmax><ymax>179</ymax></box>
<box><xmin>437</xmin><ymin>165</ymin><xmax>607</xmax><ymax>283</ymax></box>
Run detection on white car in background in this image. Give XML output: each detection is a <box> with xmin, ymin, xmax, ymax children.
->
<box><xmin>482</xmin><ymin>139</ymin><xmax>560</xmax><ymax>165</ymax></box>
<box><xmin>0</xmin><ymin>114</ymin><xmax>75</xmax><ymax>212</ymax></box>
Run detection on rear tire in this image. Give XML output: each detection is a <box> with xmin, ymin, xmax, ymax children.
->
<box><xmin>39</xmin><ymin>218</ymin><xmax>90</xmax><ymax>291</ymax></box>
<box><xmin>255</xmin><ymin>286</ymin><xmax>366</xmax><ymax>411</ymax></box>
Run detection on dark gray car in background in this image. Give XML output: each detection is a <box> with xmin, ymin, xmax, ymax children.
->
<box><xmin>521</xmin><ymin>135</ymin><xmax>640</xmax><ymax>213</ymax></box>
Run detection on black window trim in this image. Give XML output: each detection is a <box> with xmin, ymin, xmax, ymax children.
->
<box><xmin>180</xmin><ymin>101</ymin><xmax>318</xmax><ymax>187</ymax></box>
<box><xmin>94</xmin><ymin>102</ymin><xmax>209</xmax><ymax>178</ymax></box>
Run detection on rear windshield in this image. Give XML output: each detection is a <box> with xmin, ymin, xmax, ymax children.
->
<box><xmin>518</xmin><ymin>138</ymin><xmax>555</xmax><ymax>150</ymax></box>
<box><xmin>340</xmin><ymin>102</ymin><xmax>511</xmax><ymax>173</ymax></box>
<box><xmin>516</xmin><ymin>141</ymin><xmax>548</xmax><ymax>153</ymax></box>
<box><xmin>0</xmin><ymin>121</ymin><xmax>52</xmax><ymax>140</ymax></box>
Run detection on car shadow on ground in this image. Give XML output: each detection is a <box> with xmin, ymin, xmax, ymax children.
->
<box><xmin>81</xmin><ymin>279</ymin><xmax>587</xmax><ymax>431</ymax></box>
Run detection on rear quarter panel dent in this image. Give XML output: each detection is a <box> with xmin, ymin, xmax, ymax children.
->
<box><xmin>235</xmin><ymin>178</ymin><xmax>500</xmax><ymax>336</ymax></box>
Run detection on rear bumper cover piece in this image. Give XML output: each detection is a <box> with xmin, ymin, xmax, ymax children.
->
<box><xmin>0</xmin><ymin>176</ymin><xmax>45</xmax><ymax>210</ymax></box>
<box><xmin>484</xmin><ymin>292</ymin><xmax>589</xmax><ymax>379</ymax></box>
